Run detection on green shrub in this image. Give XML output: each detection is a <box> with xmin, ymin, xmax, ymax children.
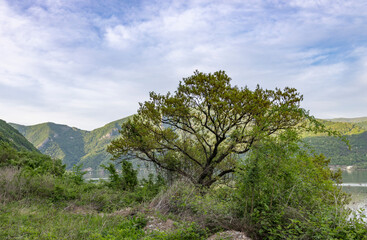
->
<box><xmin>235</xmin><ymin>129</ymin><xmax>366</xmax><ymax>239</ymax></box>
<box><xmin>102</xmin><ymin>161</ymin><xmax>138</xmax><ymax>191</ymax></box>
<box><xmin>65</xmin><ymin>164</ymin><xmax>87</xmax><ymax>185</ymax></box>
<box><xmin>0</xmin><ymin>202</ymin><xmax>147</xmax><ymax>240</ymax></box>
<box><xmin>148</xmin><ymin>180</ymin><xmax>241</xmax><ymax>233</ymax></box>
<box><xmin>0</xmin><ymin>142</ymin><xmax>65</xmax><ymax>176</ymax></box>
<box><xmin>138</xmin><ymin>173</ymin><xmax>166</xmax><ymax>201</ymax></box>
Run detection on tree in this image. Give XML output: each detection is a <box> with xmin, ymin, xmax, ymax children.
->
<box><xmin>108</xmin><ymin>70</ymin><xmax>317</xmax><ymax>187</ymax></box>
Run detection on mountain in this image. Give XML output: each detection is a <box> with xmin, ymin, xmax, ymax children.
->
<box><xmin>0</xmin><ymin>119</ymin><xmax>38</xmax><ymax>152</ymax></box>
<box><xmin>304</xmin><ymin>131</ymin><xmax>367</xmax><ymax>168</ymax></box>
<box><xmin>302</xmin><ymin>119</ymin><xmax>365</xmax><ymax>138</ymax></box>
<box><xmin>325</xmin><ymin>117</ymin><xmax>367</xmax><ymax>131</ymax></box>
<box><xmin>79</xmin><ymin>118</ymin><xmax>129</xmax><ymax>169</ymax></box>
<box><xmin>10</xmin><ymin>117</ymin><xmax>130</xmax><ymax>169</ymax></box>
<box><xmin>303</xmin><ymin>117</ymin><xmax>367</xmax><ymax>168</ymax></box>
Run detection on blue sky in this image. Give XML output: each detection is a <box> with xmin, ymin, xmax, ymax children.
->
<box><xmin>1</xmin><ymin>0</ymin><xmax>367</xmax><ymax>130</ymax></box>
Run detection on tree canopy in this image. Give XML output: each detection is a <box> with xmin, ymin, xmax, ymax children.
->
<box><xmin>108</xmin><ymin>70</ymin><xmax>316</xmax><ymax>187</ymax></box>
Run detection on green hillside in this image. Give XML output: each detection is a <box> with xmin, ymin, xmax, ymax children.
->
<box><xmin>320</xmin><ymin>120</ymin><xmax>365</xmax><ymax>135</ymax></box>
<box><xmin>80</xmin><ymin>117</ymin><xmax>130</xmax><ymax>169</ymax></box>
<box><xmin>324</xmin><ymin>117</ymin><xmax>367</xmax><ymax>131</ymax></box>
<box><xmin>355</xmin><ymin>121</ymin><xmax>367</xmax><ymax>130</ymax></box>
<box><xmin>0</xmin><ymin>120</ymin><xmax>38</xmax><ymax>152</ymax></box>
<box><xmin>302</xmin><ymin>119</ymin><xmax>365</xmax><ymax>138</ymax></box>
<box><xmin>302</xmin><ymin>117</ymin><xmax>367</xmax><ymax>168</ymax></box>
<box><xmin>304</xmin><ymin>131</ymin><xmax>367</xmax><ymax>168</ymax></box>
<box><xmin>10</xmin><ymin>122</ymin><xmax>87</xmax><ymax>168</ymax></box>
<box><xmin>10</xmin><ymin>117</ymin><xmax>130</xmax><ymax>169</ymax></box>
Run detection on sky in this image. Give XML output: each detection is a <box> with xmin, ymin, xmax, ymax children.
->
<box><xmin>1</xmin><ymin>0</ymin><xmax>367</xmax><ymax>130</ymax></box>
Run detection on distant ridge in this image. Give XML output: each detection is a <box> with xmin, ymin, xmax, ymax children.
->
<box><xmin>326</xmin><ymin>117</ymin><xmax>367</xmax><ymax>123</ymax></box>
<box><xmin>324</xmin><ymin>117</ymin><xmax>367</xmax><ymax>131</ymax></box>
<box><xmin>10</xmin><ymin>117</ymin><xmax>131</xmax><ymax>169</ymax></box>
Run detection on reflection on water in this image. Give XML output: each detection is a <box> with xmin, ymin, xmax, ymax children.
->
<box><xmin>342</xmin><ymin>170</ymin><xmax>367</xmax><ymax>194</ymax></box>
<box><xmin>341</xmin><ymin>169</ymin><xmax>367</xmax><ymax>220</ymax></box>
<box><xmin>342</xmin><ymin>169</ymin><xmax>367</xmax><ymax>184</ymax></box>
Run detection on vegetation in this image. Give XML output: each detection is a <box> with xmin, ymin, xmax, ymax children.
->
<box><xmin>101</xmin><ymin>161</ymin><xmax>138</xmax><ymax>191</ymax></box>
<box><xmin>10</xmin><ymin>122</ymin><xmax>87</xmax><ymax>168</ymax></box>
<box><xmin>327</xmin><ymin>117</ymin><xmax>367</xmax><ymax>124</ymax></box>
<box><xmin>0</xmin><ymin>119</ymin><xmax>38</xmax><ymax>152</ymax></box>
<box><xmin>81</xmin><ymin>118</ymin><xmax>131</xmax><ymax>169</ymax></box>
<box><xmin>0</xmin><ymin>121</ymin><xmax>204</xmax><ymax>238</ymax></box>
<box><xmin>0</xmin><ymin>201</ymin><xmax>209</xmax><ymax>240</ymax></box>
<box><xmin>355</xmin><ymin>121</ymin><xmax>367</xmax><ymax>130</ymax></box>
<box><xmin>301</xmin><ymin>119</ymin><xmax>367</xmax><ymax>168</ymax></box>
<box><xmin>104</xmin><ymin>70</ymin><xmax>367</xmax><ymax>238</ymax></box>
<box><xmin>305</xmin><ymin>131</ymin><xmax>367</xmax><ymax>168</ymax></box>
<box><xmin>0</xmin><ymin>142</ymin><xmax>65</xmax><ymax>176</ymax></box>
<box><xmin>235</xmin><ymin>129</ymin><xmax>355</xmax><ymax>239</ymax></box>
<box><xmin>0</xmin><ymin>141</ymin><xmax>204</xmax><ymax>239</ymax></box>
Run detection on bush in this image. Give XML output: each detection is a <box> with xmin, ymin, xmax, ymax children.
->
<box><xmin>102</xmin><ymin>161</ymin><xmax>138</xmax><ymax>191</ymax></box>
<box><xmin>65</xmin><ymin>164</ymin><xmax>87</xmax><ymax>185</ymax></box>
<box><xmin>138</xmin><ymin>173</ymin><xmax>166</xmax><ymax>200</ymax></box>
<box><xmin>0</xmin><ymin>142</ymin><xmax>65</xmax><ymax>176</ymax></box>
<box><xmin>148</xmin><ymin>180</ymin><xmax>243</xmax><ymax>233</ymax></box>
<box><xmin>0</xmin><ymin>167</ymin><xmax>63</xmax><ymax>202</ymax></box>
<box><xmin>235</xmin><ymin>129</ymin><xmax>366</xmax><ymax>239</ymax></box>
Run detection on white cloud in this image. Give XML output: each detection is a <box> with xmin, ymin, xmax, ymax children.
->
<box><xmin>1</xmin><ymin>0</ymin><xmax>367</xmax><ymax>129</ymax></box>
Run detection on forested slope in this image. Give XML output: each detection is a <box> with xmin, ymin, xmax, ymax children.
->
<box><xmin>0</xmin><ymin>120</ymin><xmax>38</xmax><ymax>152</ymax></box>
<box><xmin>304</xmin><ymin>131</ymin><xmax>367</xmax><ymax>168</ymax></box>
<box><xmin>10</xmin><ymin>117</ymin><xmax>130</xmax><ymax>169</ymax></box>
<box><xmin>304</xmin><ymin>117</ymin><xmax>367</xmax><ymax>168</ymax></box>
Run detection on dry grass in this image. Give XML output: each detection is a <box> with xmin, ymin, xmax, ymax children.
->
<box><xmin>149</xmin><ymin>180</ymin><xmax>197</xmax><ymax>215</ymax></box>
<box><xmin>0</xmin><ymin>167</ymin><xmax>57</xmax><ymax>203</ymax></box>
<box><xmin>0</xmin><ymin>167</ymin><xmax>22</xmax><ymax>202</ymax></box>
<box><xmin>148</xmin><ymin>179</ymin><xmax>249</xmax><ymax>234</ymax></box>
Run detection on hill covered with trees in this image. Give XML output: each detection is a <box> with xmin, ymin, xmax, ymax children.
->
<box><xmin>0</xmin><ymin>119</ymin><xmax>38</xmax><ymax>152</ymax></box>
<box><xmin>305</xmin><ymin>129</ymin><xmax>367</xmax><ymax>168</ymax></box>
<box><xmin>0</xmin><ymin>119</ymin><xmax>65</xmax><ymax>175</ymax></box>
<box><xmin>10</xmin><ymin>118</ymin><xmax>129</xmax><ymax>169</ymax></box>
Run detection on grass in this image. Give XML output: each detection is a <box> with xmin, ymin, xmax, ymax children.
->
<box><xmin>2</xmin><ymin>166</ymin><xmax>367</xmax><ymax>239</ymax></box>
<box><xmin>0</xmin><ymin>167</ymin><xmax>210</xmax><ymax>240</ymax></box>
<box><xmin>0</xmin><ymin>201</ymin><xmax>209</xmax><ymax>240</ymax></box>
<box><xmin>0</xmin><ymin>201</ymin><xmax>146</xmax><ymax>240</ymax></box>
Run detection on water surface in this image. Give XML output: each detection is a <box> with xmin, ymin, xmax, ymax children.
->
<box><xmin>341</xmin><ymin>169</ymin><xmax>367</xmax><ymax>220</ymax></box>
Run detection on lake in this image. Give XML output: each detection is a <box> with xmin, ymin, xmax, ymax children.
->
<box><xmin>342</xmin><ymin>169</ymin><xmax>367</xmax><ymax>194</ymax></box>
<box><xmin>342</xmin><ymin>169</ymin><xmax>367</xmax><ymax>219</ymax></box>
